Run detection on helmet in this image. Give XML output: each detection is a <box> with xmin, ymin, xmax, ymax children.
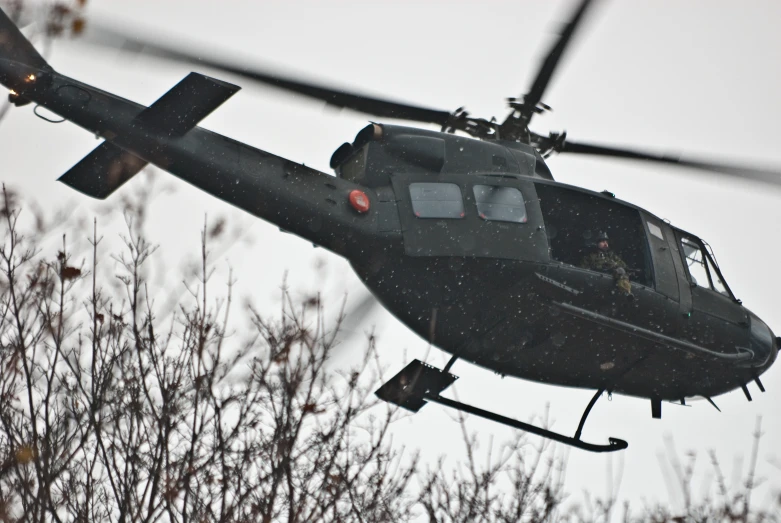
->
<box><xmin>595</xmin><ymin>231</ymin><xmax>609</xmax><ymax>242</ymax></box>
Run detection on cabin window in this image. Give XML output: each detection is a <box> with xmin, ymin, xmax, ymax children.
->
<box><xmin>473</xmin><ymin>185</ymin><xmax>527</xmax><ymax>223</ymax></box>
<box><xmin>680</xmin><ymin>236</ymin><xmax>730</xmax><ymax>296</ymax></box>
<box><xmin>409</xmin><ymin>182</ymin><xmax>465</xmax><ymax>219</ymax></box>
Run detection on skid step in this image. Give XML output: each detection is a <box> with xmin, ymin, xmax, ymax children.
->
<box><xmin>375</xmin><ymin>359</ymin><xmax>458</xmax><ymax>412</ymax></box>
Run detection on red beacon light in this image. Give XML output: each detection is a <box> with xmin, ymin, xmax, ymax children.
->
<box><xmin>348</xmin><ymin>189</ymin><xmax>370</xmax><ymax>213</ymax></box>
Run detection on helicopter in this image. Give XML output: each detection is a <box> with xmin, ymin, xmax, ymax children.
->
<box><xmin>1</xmin><ymin>0</ymin><xmax>779</xmax><ymax>453</ymax></box>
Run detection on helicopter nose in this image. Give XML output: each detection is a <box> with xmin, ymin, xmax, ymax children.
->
<box><xmin>748</xmin><ymin>313</ymin><xmax>777</xmax><ymax>367</ymax></box>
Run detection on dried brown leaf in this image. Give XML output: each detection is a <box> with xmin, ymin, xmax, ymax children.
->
<box><xmin>71</xmin><ymin>17</ymin><xmax>85</xmax><ymax>35</ymax></box>
<box><xmin>15</xmin><ymin>445</ymin><xmax>36</xmax><ymax>465</ymax></box>
<box><xmin>61</xmin><ymin>266</ymin><xmax>81</xmax><ymax>280</ymax></box>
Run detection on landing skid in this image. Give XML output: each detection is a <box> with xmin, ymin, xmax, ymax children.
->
<box><xmin>375</xmin><ymin>359</ymin><xmax>628</xmax><ymax>453</ymax></box>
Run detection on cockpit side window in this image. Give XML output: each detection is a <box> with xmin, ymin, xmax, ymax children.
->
<box><xmin>705</xmin><ymin>248</ymin><xmax>730</xmax><ymax>297</ymax></box>
<box><xmin>679</xmin><ymin>236</ymin><xmax>731</xmax><ymax>297</ymax></box>
<box><xmin>409</xmin><ymin>182</ymin><xmax>465</xmax><ymax>219</ymax></box>
<box><xmin>680</xmin><ymin>237</ymin><xmax>710</xmax><ymax>288</ymax></box>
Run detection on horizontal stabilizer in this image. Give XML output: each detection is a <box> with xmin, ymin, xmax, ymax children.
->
<box><xmin>58</xmin><ymin>142</ymin><xmax>147</xmax><ymax>199</ymax></box>
<box><xmin>58</xmin><ymin>72</ymin><xmax>240</xmax><ymax>198</ymax></box>
<box><xmin>136</xmin><ymin>72</ymin><xmax>240</xmax><ymax>136</ymax></box>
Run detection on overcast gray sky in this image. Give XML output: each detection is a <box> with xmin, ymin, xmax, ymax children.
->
<box><xmin>2</xmin><ymin>0</ymin><xmax>780</xmax><ymax>514</ymax></box>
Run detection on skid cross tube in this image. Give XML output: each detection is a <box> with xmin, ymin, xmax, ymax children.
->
<box><xmin>423</xmin><ymin>393</ymin><xmax>627</xmax><ymax>453</ymax></box>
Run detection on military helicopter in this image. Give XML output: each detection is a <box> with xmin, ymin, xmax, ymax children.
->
<box><xmin>1</xmin><ymin>0</ymin><xmax>779</xmax><ymax>453</ymax></box>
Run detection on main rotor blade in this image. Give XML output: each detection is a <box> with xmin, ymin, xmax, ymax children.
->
<box><xmin>558</xmin><ymin>139</ymin><xmax>781</xmax><ymax>186</ymax></box>
<box><xmin>338</xmin><ymin>291</ymin><xmax>381</xmax><ymax>335</ymax></box>
<box><xmin>517</xmin><ymin>0</ymin><xmax>598</xmax><ymax>124</ymax></box>
<box><xmin>82</xmin><ymin>25</ymin><xmax>453</xmax><ymax>126</ymax></box>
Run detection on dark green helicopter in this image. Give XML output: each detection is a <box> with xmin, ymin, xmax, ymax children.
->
<box><xmin>1</xmin><ymin>0</ymin><xmax>778</xmax><ymax>452</ymax></box>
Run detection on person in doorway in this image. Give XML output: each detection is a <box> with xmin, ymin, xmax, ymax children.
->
<box><xmin>580</xmin><ymin>231</ymin><xmax>632</xmax><ymax>295</ymax></box>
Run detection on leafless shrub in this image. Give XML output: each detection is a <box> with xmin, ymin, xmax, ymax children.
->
<box><xmin>417</xmin><ymin>409</ymin><xmax>568</xmax><ymax>523</ymax></box>
<box><xmin>0</xmin><ymin>187</ymin><xmax>417</xmax><ymax>522</ymax></box>
<box><xmin>0</xmin><ymin>186</ymin><xmax>778</xmax><ymax>523</ymax></box>
<box><xmin>632</xmin><ymin>419</ymin><xmax>779</xmax><ymax>523</ymax></box>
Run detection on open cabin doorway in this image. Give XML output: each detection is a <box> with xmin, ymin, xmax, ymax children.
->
<box><xmin>535</xmin><ymin>183</ymin><xmax>653</xmax><ymax>287</ymax></box>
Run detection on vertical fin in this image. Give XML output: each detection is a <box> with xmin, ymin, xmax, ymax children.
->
<box><xmin>0</xmin><ymin>7</ymin><xmax>50</xmax><ymax>69</ymax></box>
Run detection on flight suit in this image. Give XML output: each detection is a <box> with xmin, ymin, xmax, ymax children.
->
<box><xmin>580</xmin><ymin>250</ymin><xmax>632</xmax><ymax>295</ymax></box>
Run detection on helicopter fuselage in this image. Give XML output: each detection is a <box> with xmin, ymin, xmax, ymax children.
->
<box><xmin>0</xmin><ymin>48</ymin><xmax>776</xmax><ymax>406</ymax></box>
<box><xmin>338</xmin><ymin>125</ymin><xmax>778</xmax><ymax>400</ymax></box>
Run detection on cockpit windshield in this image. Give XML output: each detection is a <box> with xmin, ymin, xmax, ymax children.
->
<box><xmin>679</xmin><ymin>235</ymin><xmax>731</xmax><ymax>297</ymax></box>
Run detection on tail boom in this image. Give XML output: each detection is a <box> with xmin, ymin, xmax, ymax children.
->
<box><xmin>0</xmin><ymin>7</ymin><xmax>379</xmax><ymax>257</ymax></box>
<box><xmin>13</xmin><ymin>67</ymin><xmax>377</xmax><ymax>255</ymax></box>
